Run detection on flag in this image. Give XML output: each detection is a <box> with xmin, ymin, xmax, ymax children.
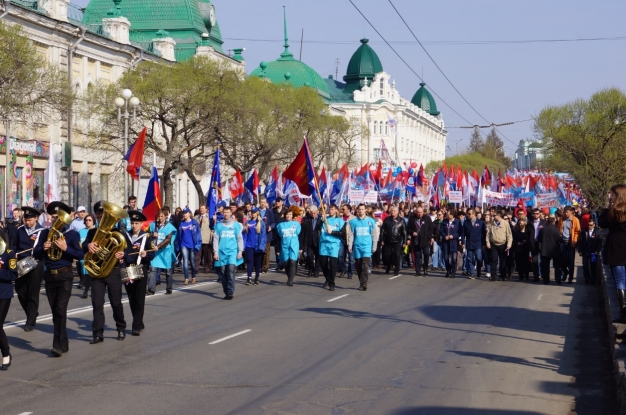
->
<box><xmin>44</xmin><ymin>142</ymin><xmax>59</xmax><ymax>203</ymax></box>
<box><xmin>374</xmin><ymin>160</ymin><xmax>383</xmax><ymax>186</ymax></box>
<box><xmin>206</xmin><ymin>148</ymin><xmax>221</xmax><ymax>219</ymax></box>
<box><xmin>283</xmin><ymin>139</ymin><xmax>318</xmax><ymax>197</ymax></box>
<box><xmin>387</xmin><ymin>113</ymin><xmax>397</xmax><ymax>135</ymax></box>
<box><xmin>482</xmin><ymin>165</ymin><xmax>492</xmax><ymax>186</ymax></box>
<box><xmin>264</xmin><ymin>166</ymin><xmax>279</xmax><ymax>205</ymax></box>
<box><xmin>124</xmin><ymin>127</ymin><xmax>147</xmax><ymax>181</ymax></box>
<box><xmin>244</xmin><ymin>169</ymin><xmax>260</xmax><ymax>201</ymax></box>
<box><xmin>318</xmin><ymin>166</ymin><xmax>328</xmax><ymax>204</ymax></box>
<box><xmin>229</xmin><ymin>170</ymin><xmax>244</xmax><ymax>200</ymax></box>
<box><xmin>416</xmin><ymin>164</ymin><xmax>425</xmax><ymax>186</ymax></box>
<box><xmin>142</xmin><ymin>153</ymin><xmax>162</xmax><ymax>228</ymax></box>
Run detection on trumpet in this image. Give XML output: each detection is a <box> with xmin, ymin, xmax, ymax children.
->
<box><xmin>47</xmin><ymin>210</ymin><xmax>73</xmax><ymax>261</ymax></box>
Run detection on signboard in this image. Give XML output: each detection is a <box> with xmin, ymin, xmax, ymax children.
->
<box><xmin>349</xmin><ymin>190</ymin><xmax>378</xmax><ymax>204</ymax></box>
<box><xmin>535</xmin><ymin>192</ymin><xmax>559</xmax><ymax>208</ymax></box>
<box><xmin>482</xmin><ymin>190</ymin><xmax>516</xmax><ymax>207</ymax></box>
<box><xmin>448</xmin><ymin>191</ymin><xmax>463</xmax><ymax>204</ymax></box>
<box><xmin>363</xmin><ymin>191</ymin><xmax>378</xmax><ymax>204</ymax></box>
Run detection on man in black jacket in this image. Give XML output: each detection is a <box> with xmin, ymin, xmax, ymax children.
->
<box><xmin>578</xmin><ymin>219</ymin><xmax>603</xmax><ymax>285</ymax></box>
<box><xmin>271</xmin><ymin>197</ymin><xmax>288</xmax><ymax>270</ymax></box>
<box><xmin>407</xmin><ymin>207</ymin><xmax>434</xmax><ymax>276</ymax></box>
<box><xmin>527</xmin><ymin>208</ymin><xmax>545</xmax><ymax>282</ymax></box>
<box><xmin>538</xmin><ymin>216</ymin><xmax>563</xmax><ymax>285</ymax></box>
<box><xmin>299</xmin><ymin>206</ymin><xmax>322</xmax><ymax>277</ymax></box>
<box><xmin>380</xmin><ymin>206</ymin><xmax>407</xmax><ymax>277</ymax></box>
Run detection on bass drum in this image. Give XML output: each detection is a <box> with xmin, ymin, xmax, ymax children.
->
<box><xmin>121</xmin><ymin>265</ymin><xmax>144</xmax><ymax>284</ymax></box>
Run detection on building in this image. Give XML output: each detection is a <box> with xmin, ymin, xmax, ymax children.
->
<box><xmin>513</xmin><ymin>139</ymin><xmax>545</xmax><ymax>170</ymax></box>
<box><xmin>250</xmin><ymin>12</ymin><xmax>447</xmax><ymax>168</ymax></box>
<box><xmin>0</xmin><ymin>0</ymin><xmax>243</xmax><ymax>215</ymax></box>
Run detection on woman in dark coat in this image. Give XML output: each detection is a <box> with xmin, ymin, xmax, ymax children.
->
<box><xmin>599</xmin><ymin>184</ymin><xmax>626</xmax><ymax>322</ymax></box>
<box><xmin>513</xmin><ymin>219</ymin><xmax>530</xmax><ymax>281</ymax></box>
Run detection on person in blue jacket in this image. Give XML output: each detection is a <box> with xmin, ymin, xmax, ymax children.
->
<box><xmin>348</xmin><ymin>204</ymin><xmax>379</xmax><ymax>291</ymax></box>
<box><xmin>213</xmin><ymin>208</ymin><xmax>244</xmax><ymax>299</ymax></box>
<box><xmin>318</xmin><ymin>204</ymin><xmax>346</xmax><ymax>291</ymax></box>
<box><xmin>148</xmin><ymin>210</ymin><xmax>177</xmax><ymax>295</ymax></box>
<box><xmin>0</xmin><ymin>241</ymin><xmax>19</xmax><ymax>370</ymax></box>
<box><xmin>243</xmin><ymin>207</ymin><xmax>267</xmax><ymax>286</ymax></box>
<box><xmin>462</xmin><ymin>208</ymin><xmax>486</xmax><ymax>280</ymax></box>
<box><xmin>276</xmin><ymin>210</ymin><xmax>302</xmax><ymax>286</ymax></box>
<box><xmin>175</xmin><ymin>208</ymin><xmax>201</xmax><ymax>285</ymax></box>
<box><xmin>441</xmin><ymin>209</ymin><xmax>464</xmax><ymax>278</ymax></box>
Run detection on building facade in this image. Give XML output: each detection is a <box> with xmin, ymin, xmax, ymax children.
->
<box><xmin>0</xmin><ymin>0</ymin><xmax>243</xmax><ymax>215</ymax></box>
<box><xmin>513</xmin><ymin>139</ymin><xmax>545</xmax><ymax>170</ymax></box>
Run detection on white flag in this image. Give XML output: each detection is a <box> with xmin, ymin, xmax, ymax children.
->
<box><xmin>44</xmin><ymin>143</ymin><xmax>59</xmax><ymax>203</ymax></box>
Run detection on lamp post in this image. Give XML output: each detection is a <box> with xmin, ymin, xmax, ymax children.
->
<box><xmin>2</xmin><ymin>119</ymin><xmax>10</xmax><ymax>220</ymax></box>
<box><xmin>115</xmin><ymin>89</ymin><xmax>140</xmax><ymax>200</ymax></box>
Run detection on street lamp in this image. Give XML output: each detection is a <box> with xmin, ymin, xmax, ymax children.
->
<box><xmin>115</xmin><ymin>89</ymin><xmax>140</xmax><ymax>199</ymax></box>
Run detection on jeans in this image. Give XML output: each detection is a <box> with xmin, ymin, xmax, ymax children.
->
<box><xmin>217</xmin><ymin>264</ymin><xmax>236</xmax><ymax>295</ymax></box>
<box><xmin>611</xmin><ymin>265</ymin><xmax>626</xmax><ymax>290</ymax></box>
<box><xmin>466</xmin><ymin>248</ymin><xmax>483</xmax><ymax>277</ymax></box>
<box><xmin>560</xmin><ymin>243</ymin><xmax>577</xmax><ymax>282</ymax></box>
<box><xmin>433</xmin><ymin>242</ymin><xmax>445</xmax><ymax>269</ymax></box>
<box><xmin>442</xmin><ymin>243</ymin><xmax>457</xmax><ymax>276</ymax></box>
<box><xmin>490</xmin><ymin>244</ymin><xmax>508</xmax><ymax>279</ymax></box>
<box><xmin>482</xmin><ymin>246</ymin><xmax>492</xmax><ymax>274</ymax></box>
<box><xmin>338</xmin><ymin>244</ymin><xmax>354</xmax><ymax>276</ymax></box>
<box><xmin>181</xmin><ymin>246</ymin><xmax>197</xmax><ymax>281</ymax></box>
<box><xmin>245</xmin><ymin>248</ymin><xmax>263</xmax><ymax>279</ymax></box>
<box><xmin>148</xmin><ymin>267</ymin><xmax>172</xmax><ymax>292</ymax></box>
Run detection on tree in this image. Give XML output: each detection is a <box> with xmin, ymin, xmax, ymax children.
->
<box><xmin>425</xmin><ymin>152</ymin><xmax>505</xmax><ymax>177</ymax></box>
<box><xmin>535</xmin><ymin>88</ymin><xmax>626</xmax><ymax>207</ymax></box>
<box><xmin>468</xmin><ymin>126</ymin><xmax>483</xmax><ymax>153</ymax></box>
<box><xmin>0</xmin><ymin>21</ymin><xmax>73</xmax><ymax>127</ymax></box>
<box><xmin>482</xmin><ymin>128</ymin><xmax>511</xmax><ymax>167</ymax></box>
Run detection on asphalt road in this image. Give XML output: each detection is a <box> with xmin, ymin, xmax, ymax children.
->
<box><xmin>0</xmin><ymin>260</ymin><xmax>617</xmax><ymax>415</ymax></box>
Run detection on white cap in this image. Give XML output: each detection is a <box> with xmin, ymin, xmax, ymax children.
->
<box><xmin>77</xmin><ymin>206</ymin><xmax>86</xmax><ymax>212</ymax></box>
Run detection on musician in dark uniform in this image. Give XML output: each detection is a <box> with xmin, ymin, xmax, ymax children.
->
<box><xmin>0</xmin><ymin>244</ymin><xmax>19</xmax><ymax>370</ymax></box>
<box><xmin>11</xmin><ymin>206</ymin><xmax>44</xmax><ymax>332</ymax></box>
<box><xmin>34</xmin><ymin>202</ymin><xmax>84</xmax><ymax>356</ymax></box>
<box><xmin>122</xmin><ymin>211</ymin><xmax>155</xmax><ymax>336</ymax></box>
<box><xmin>82</xmin><ymin>201</ymin><xmax>126</xmax><ymax>344</ymax></box>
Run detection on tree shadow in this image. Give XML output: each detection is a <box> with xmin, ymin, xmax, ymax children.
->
<box><xmin>449</xmin><ymin>350</ymin><xmax>558</xmax><ymax>371</ymax></box>
<box><xmin>389</xmin><ymin>408</ymin><xmax>544</xmax><ymax>415</ymax></box>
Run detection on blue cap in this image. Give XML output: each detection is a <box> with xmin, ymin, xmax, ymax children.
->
<box><xmin>183</xmin><ymin>207</ymin><xmax>192</xmax><ymax>214</ymax></box>
<box><xmin>251</xmin><ymin>207</ymin><xmax>260</xmax><ymax>213</ymax></box>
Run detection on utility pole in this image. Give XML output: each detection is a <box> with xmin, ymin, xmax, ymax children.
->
<box><xmin>335</xmin><ymin>58</ymin><xmax>340</xmax><ymax>80</ymax></box>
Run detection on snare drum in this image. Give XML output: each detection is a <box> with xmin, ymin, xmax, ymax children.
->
<box><xmin>121</xmin><ymin>265</ymin><xmax>144</xmax><ymax>284</ymax></box>
<box><xmin>17</xmin><ymin>256</ymin><xmax>39</xmax><ymax>278</ymax></box>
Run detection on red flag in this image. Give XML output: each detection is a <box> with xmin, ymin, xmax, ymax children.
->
<box><xmin>374</xmin><ymin>160</ymin><xmax>383</xmax><ymax>185</ymax></box>
<box><xmin>124</xmin><ymin>127</ymin><xmax>147</xmax><ymax>180</ymax></box>
<box><xmin>229</xmin><ymin>170</ymin><xmax>244</xmax><ymax>199</ymax></box>
<box><xmin>471</xmin><ymin>169</ymin><xmax>480</xmax><ymax>183</ymax></box>
<box><xmin>283</xmin><ymin>139</ymin><xmax>318</xmax><ymax>196</ymax></box>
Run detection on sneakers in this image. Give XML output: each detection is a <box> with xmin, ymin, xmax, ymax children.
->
<box><xmin>254</xmin><ymin>280</ymin><xmax>259</xmax><ymax>286</ymax></box>
<box><xmin>468</xmin><ymin>275</ymin><xmax>476</xmax><ymax>280</ymax></box>
<box><xmin>486</xmin><ymin>273</ymin><xmax>491</xmax><ymax>279</ymax></box>
<box><xmin>246</xmin><ymin>278</ymin><xmax>252</xmax><ymax>286</ymax></box>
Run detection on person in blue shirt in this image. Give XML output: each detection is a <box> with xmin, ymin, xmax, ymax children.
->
<box><xmin>243</xmin><ymin>207</ymin><xmax>267</xmax><ymax>285</ymax></box>
<box><xmin>348</xmin><ymin>204</ymin><xmax>379</xmax><ymax>291</ymax></box>
<box><xmin>441</xmin><ymin>209</ymin><xmax>464</xmax><ymax>279</ymax></box>
<box><xmin>318</xmin><ymin>204</ymin><xmax>346</xmax><ymax>291</ymax></box>
<box><xmin>0</xmin><ymin>240</ymin><xmax>19</xmax><ymax>370</ymax></box>
<box><xmin>175</xmin><ymin>208</ymin><xmax>201</xmax><ymax>285</ymax></box>
<box><xmin>148</xmin><ymin>210</ymin><xmax>177</xmax><ymax>295</ymax></box>
<box><xmin>213</xmin><ymin>208</ymin><xmax>244</xmax><ymax>299</ymax></box>
<box><xmin>34</xmin><ymin>201</ymin><xmax>84</xmax><ymax>357</ymax></box>
<box><xmin>276</xmin><ymin>210</ymin><xmax>302</xmax><ymax>286</ymax></box>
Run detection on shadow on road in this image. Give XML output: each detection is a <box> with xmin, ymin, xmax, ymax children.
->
<box><xmin>389</xmin><ymin>408</ymin><xmax>544</xmax><ymax>415</ymax></box>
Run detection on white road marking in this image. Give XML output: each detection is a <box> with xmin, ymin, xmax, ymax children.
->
<box><xmin>389</xmin><ymin>275</ymin><xmax>401</xmax><ymax>280</ymax></box>
<box><xmin>3</xmin><ymin>277</ymin><xmax>250</xmax><ymax>330</ymax></box>
<box><xmin>209</xmin><ymin>329</ymin><xmax>251</xmax><ymax>345</ymax></box>
<box><xmin>327</xmin><ymin>294</ymin><xmax>349</xmax><ymax>302</ymax></box>
<box><xmin>17</xmin><ymin>412</ymin><xmax>33</xmax><ymax>415</ymax></box>
<box><xmin>538</xmin><ymin>294</ymin><xmax>542</xmax><ymax>301</ymax></box>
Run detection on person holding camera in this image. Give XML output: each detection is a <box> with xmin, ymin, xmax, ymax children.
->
<box><xmin>599</xmin><ymin>185</ymin><xmax>626</xmax><ymax>322</ymax></box>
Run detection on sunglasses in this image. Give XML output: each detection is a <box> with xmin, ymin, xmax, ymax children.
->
<box><xmin>85</xmin><ymin>219</ymin><xmax>93</xmax><ymax>222</ymax></box>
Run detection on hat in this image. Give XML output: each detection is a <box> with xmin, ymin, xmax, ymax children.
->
<box><xmin>182</xmin><ymin>207</ymin><xmax>192</xmax><ymax>214</ymax></box>
<box><xmin>77</xmin><ymin>205</ymin><xmax>86</xmax><ymax>212</ymax></box>
<box><xmin>47</xmin><ymin>201</ymin><xmax>71</xmax><ymax>215</ymax></box>
<box><xmin>93</xmin><ymin>201</ymin><xmax>104</xmax><ymax>213</ymax></box>
<box><xmin>128</xmin><ymin>210</ymin><xmax>147</xmax><ymax>223</ymax></box>
<box><xmin>251</xmin><ymin>207</ymin><xmax>259</xmax><ymax>213</ymax></box>
<box><xmin>22</xmin><ymin>206</ymin><xmax>40</xmax><ymax>218</ymax></box>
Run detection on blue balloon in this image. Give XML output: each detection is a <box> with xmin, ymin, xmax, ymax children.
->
<box><xmin>395</xmin><ymin>167</ymin><xmax>402</xmax><ymax>174</ymax></box>
<box><xmin>392</xmin><ymin>171</ymin><xmax>398</xmax><ymax>177</ymax></box>
<box><xmin>409</xmin><ymin>168</ymin><xmax>415</xmax><ymax>175</ymax></box>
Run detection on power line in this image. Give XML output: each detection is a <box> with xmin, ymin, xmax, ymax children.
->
<box><xmin>387</xmin><ymin>0</ymin><xmax>519</xmax><ymax>149</ymax></box>
<box><xmin>447</xmin><ymin>119</ymin><xmax>535</xmax><ymax>129</ymax></box>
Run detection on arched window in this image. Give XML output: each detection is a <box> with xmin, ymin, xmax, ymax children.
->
<box><xmin>380</xmin><ymin>78</ymin><xmax>384</xmax><ymax>96</ymax></box>
<box><xmin>373</xmin><ymin>121</ymin><xmax>378</xmax><ymax>134</ymax></box>
<box><xmin>385</xmin><ymin>121</ymin><xmax>389</xmax><ymax>135</ymax></box>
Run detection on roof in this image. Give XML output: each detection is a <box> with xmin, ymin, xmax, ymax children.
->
<box><xmin>324</xmin><ymin>77</ymin><xmax>354</xmax><ymax>104</ymax></box>
<box><xmin>343</xmin><ymin>39</ymin><xmax>383</xmax><ymax>93</ymax></box>
<box><xmin>410</xmin><ymin>82</ymin><xmax>440</xmax><ymax>116</ymax></box>
<box><xmin>249</xmin><ymin>7</ymin><xmax>329</xmax><ymax>97</ymax></box>
<box><xmin>81</xmin><ymin>0</ymin><xmax>226</xmax><ymax>60</ymax></box>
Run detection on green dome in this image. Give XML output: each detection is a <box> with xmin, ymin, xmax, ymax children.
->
<box><xmin>343</xmin><ymin>39</ymin><xmax>383</xmax><ymax>93</ymax></box>
<box><xmin>411</xmin><ymin>82</ymin><xmax>440</xmax><ymax>116</ymax></box>
<box><xmin>249</xmin><ymin>7</ymin><xmax>329</xmax><ymax>98</ymax></box>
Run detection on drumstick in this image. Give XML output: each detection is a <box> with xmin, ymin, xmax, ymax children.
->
<box><xmin>16</xmin><ymin>248</ymin><xmax>34</xmax><ymax>256</ymax></box>
<box><xmin>127</xmin><ymin>248</ymin><xmax>158</xmax><ymax>256</ymax></box>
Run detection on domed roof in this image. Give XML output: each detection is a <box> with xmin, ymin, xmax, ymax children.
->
<box><xmin>249</xmin><ymin>7</ymin><xmax>329</xmax><ymax>97</ymax></box>
<box><xmin>411</xmin><ymin>82</ymin><xmax>440</xmax><ymax>116</ymax></box>
<box><xmin>343</xmin><ymin>39</ymin><xmax>383</xmax><ymax>93</ymax></box>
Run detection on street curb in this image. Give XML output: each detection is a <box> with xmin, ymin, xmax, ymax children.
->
<box><xmin>601</xmin><ymin>262</ymin><xmax>626</xmax><ymax>415</ymax></box>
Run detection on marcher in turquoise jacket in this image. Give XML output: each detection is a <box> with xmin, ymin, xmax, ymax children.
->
<box><xmin>277</xmin><ymin>210</ymin><xmax>301</xmax><ymax>286</ymax></box>
<box><xmin>213</xmin><ymin>209</ymin><xmax>244</xmax><ymax>299</ymax></box>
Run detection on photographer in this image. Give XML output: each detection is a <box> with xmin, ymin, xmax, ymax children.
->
<box><xmin>599</xmin><ymin>185</ymin><xmax>626</xmax><ymax>322</ymax></box>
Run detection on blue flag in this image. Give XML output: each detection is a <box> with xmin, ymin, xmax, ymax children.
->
<box><xmin>206</xmin><ymin>148</ymin><xmax>221</xmax><ymax>220</ymax></box>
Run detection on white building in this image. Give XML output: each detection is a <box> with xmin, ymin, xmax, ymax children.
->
<box><xmin>513</xmin><ymin>139</ymin><xmax>545</xmax><ymax>170</ymax></box>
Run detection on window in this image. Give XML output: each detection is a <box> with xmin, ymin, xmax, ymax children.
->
<box><xmin>380</xmin><ymin>78</ymin><xmax>384</xmax><ymax>95</ymax></box>
<box><xmin>373</xmin><ymin>148</ymin><xmax>381</xmax><ymax>161</ymax></box>
<box><xmin>385</xmin><ymin>122</ymin><xmax>389</xmax><ymax>135</ymax></box>
<box><xmin>373</xmin><ymin>121</ymin><xmax>378</xmax><ymax>135</ymax></box>
<box><xmin>100</xmin><ymin>174</ymin><xmax>109</xmax><ymax>201</ymax></box>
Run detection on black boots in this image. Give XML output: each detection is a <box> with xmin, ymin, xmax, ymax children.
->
<box><xmin>613</xmin><ymin>289</ymin><xmax>626</xmax><ymax>323</ymax></box>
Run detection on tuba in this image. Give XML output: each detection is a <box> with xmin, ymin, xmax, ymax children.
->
<box><xmin>47</xmin><ymin>209</ymin><xmax>73</xmax><ymax>261</ymax></box>
<box><xmin>84</xmin><ymin>201</ymin><xmax>129</xmax><ymax>279</ymax></box>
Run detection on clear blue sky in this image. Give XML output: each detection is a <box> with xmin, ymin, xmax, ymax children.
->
<box><xmin>73</xmin><ymin>0</ymin><xmax>626</xmax><ymax>157</ymax></box>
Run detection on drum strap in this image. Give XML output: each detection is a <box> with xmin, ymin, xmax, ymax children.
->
<box><xmin>136</xmin><ymin>235</ymin><xmax>148</xmax><ymax>266</ymax></box>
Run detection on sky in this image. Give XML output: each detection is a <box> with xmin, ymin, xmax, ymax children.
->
<box><xmin>73</xmin><ymin>0</ymin><xmax>626</xmax><ymax>158</ymax></box>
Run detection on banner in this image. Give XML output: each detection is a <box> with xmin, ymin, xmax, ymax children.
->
<box><xmin>517</xmin><ymin>191</ymin><xmax>535</xmax><ymax>207</ymax></box>
<box><xmin>363</xmin><ymin>191</ymin><xmax>378</xmax><ymax>204</ymax></box>
<box><xmin>348</xmin><ymin>190</ymin><xmax>364</xmax><ymax>203</ymax></box>
<box><xmin>448</xmin><ymin>191</ymin><xmax>463</xmax><ymax>204</ymax></box>
<box><xmin>535</xmin><ymin>192</ymin><xmax>559</xmax><ymax>208</ymax></box>
<box><xmin>482</xmin><ymin>190</ymin><xmax>516</xmax><ymax>207</ymax></box>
